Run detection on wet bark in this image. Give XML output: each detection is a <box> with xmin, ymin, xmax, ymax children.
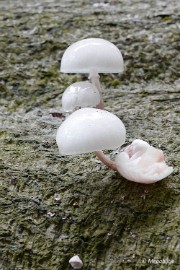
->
<box><xmin>0</xmin><ymin>0</ymin><xmax>179</xmax><ymax>269</ymax></box>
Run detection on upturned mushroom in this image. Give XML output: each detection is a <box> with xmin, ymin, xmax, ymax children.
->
<box><xmin>60</xmin><ymin>38</ymin><xmax>124</xmax><ymax>109</ymax></box>
<box><xmin>62</xmin><ymin>81</ymin><xmax>100</xmax><ymax>112</ymax></box>
<box><xmin>115</xmin><ymin>139</ymin><xmax>173</xmax><ymax>184</ymax></box>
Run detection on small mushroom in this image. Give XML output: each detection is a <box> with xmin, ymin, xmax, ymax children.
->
<box><xmin>115</xmin><ymin>139</ymin><xmax>173</xmax><ymax>184</ymax></box>
<box><xmin>60</xmin><ymin>38</ymin><xmax>124</xmax><ymax>109</ymax></box>
<box><xmin>69</xmin><ymin>255</ymin><xmax>83</xmax><ymax>269</ymax></box>
<box><xmin>56</xmin><ymin>107</ymin><xmax>126</xmax><ymax>170</ymax></box>
<box><xmin>62</xmin><ymin>81</ymin><xmax>101</xmax><ymax>112</ymax></box>
<box><xmin>56</xmin><ymin>111</ymin><xmax>173</xmax><ymax>183</ymax></box>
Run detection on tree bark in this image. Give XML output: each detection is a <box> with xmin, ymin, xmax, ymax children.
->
<box><xmin>0</xmin><ymin>0</ymin><xmax>179</xmax><ymax>269</ymax></box>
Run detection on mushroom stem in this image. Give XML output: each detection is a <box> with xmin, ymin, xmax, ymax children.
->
<box><xmin>88</xmin><ymin>69</ymin><xmax>104</xmax><ymax>109</ymax></box>
<box><xmin>95</xmin><ymin>150</ymin><xmax>117</xmax><ymax>170</ymax></box>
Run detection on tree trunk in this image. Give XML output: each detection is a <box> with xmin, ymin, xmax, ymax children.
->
<box><xmin>0</xmin><ymin>0</ymin><xmax>179</xmax><ymax>269</ymax></box>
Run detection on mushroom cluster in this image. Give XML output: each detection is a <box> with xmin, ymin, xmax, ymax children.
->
<box><xmin>56</xmin><ymin>38</ymin><xmax>173</xmax><ymax>184</ymax></box>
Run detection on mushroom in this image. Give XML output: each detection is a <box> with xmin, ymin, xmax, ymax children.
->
<box><xmin>56</xmin><ymin>110</ymin><xmax>173</xmax><ymax>183</ymax></box>
<box><xmin>69</xmin><ymin>255</ymin><xmax>83</xmax><ymax>269</ymax></box>
<box><xmin>56</xmin><ymin>107</ymin><xmax>126</xmax><ymax>170</ymax></box>
<box><xmin>62</xmin><ymin>81</ymin><xmax>100</xmax><ymax>112</ymax></box>
<box><xmin>115</xmin><ymin>139</ymin><xmax>173</xmax><ymax>184</ymax></box>
<box><xmin>60</xmin><ymin>38</ymin><xmax>124</xmax><ymax>109</ymax></box>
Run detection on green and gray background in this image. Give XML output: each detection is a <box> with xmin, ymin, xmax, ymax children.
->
<box><xmin>0</xmin><ymin>0</ymin><xmax>179</xmax><ymax>269</ymax></box>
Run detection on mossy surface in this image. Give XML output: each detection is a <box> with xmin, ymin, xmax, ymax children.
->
<box><xmin>0</xmin><ymin>0</ymin><xmax>179</xmax><ymax>269</ymax></box>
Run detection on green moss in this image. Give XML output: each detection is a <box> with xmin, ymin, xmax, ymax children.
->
<box><xmin>0</xmin><ymin>83</ymin><xmax>14</xmax><ymax>98</ymax></box>
<box><xmin>111</xmin><ymin>79</ymin><xmax>120</xmax><ymax>87</ymax></box>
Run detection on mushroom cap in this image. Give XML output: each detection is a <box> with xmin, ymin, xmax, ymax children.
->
<box><xmin>60</xmin><ymin>38</ymin><xmax>124</xmax><ymax>73</ymax></box>
<box><xmin>69</xmin><ymin>255</ymin><xmax>83</xmax><ymax>269</ymax></box>
<box><xmin>62</xmin><ymin>81</ymin><xmax>101</xmax><ymax>112</ymax></box>
<box><xmin>56</xmin><ymin>108</ymin><xmax>126</xmax><ymax>155</ymax></box>
<box><xmin>116</xmin><ymin>139</ymin><xmax>173</xmax><ymax>184</ymax></box>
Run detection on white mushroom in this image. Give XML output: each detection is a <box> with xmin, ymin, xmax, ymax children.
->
<box><xmin>115</xmin><ymin>139</ymin><xmax>173</xmax><ymax>184</ymax></box>
<box><xmin>69</xmin><ymin>255</ymin><xmax>83</xmax><ymax>269</ymax></box>
<box><xmin>60</xmin><ymin>38</ymin><xmax>124</xmax><ymax>109</ymax></box>
<box><xmin>62</xmin><ymin>81</ymin><xmax>100</xmax><ymax>112</ymax></box>
<box><xmin>56</xmin><ymin>108</ymin><xmax>126</xmax><ymax>170</ymax></box>
<box><xmin>56</xmin><ymin>111</ymin><xmax>173</xmax><ymax>183</ymax></box>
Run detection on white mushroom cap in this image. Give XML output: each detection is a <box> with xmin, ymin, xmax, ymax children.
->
<box><xmin>69</xmin><ymin>255</ymin><xmax>83</xmax><ymax>269</ymax></box>
<box><xmin>56</xmin><ymin>108</ymin><xmax>126</xmax><ymax>155</ymax></box>
<box><xmin>116</xmin><ymin>139</ymin><xmax>173</xmax><ymax>184</ymax></box>
<box><xmin>62</xmin><ymin>81</ymin><xmax>101</xmax><ymax>112</ymax></box>
<box><xmin>60</xmin><ymin>38</ymin><xmax>124</xmax><ymax>73</ymax></box>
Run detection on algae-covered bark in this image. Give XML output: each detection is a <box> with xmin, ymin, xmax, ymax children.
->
<box><xmin>0</xmin><ymin>0</ymin><xmax>179</xmax><ymax>269</ymax></box>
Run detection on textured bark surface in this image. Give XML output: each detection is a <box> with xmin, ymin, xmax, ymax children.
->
<box><xmin>0</xmin><ymin>0</ymin><xmax>179</xmax><ymax>269</ymax></box>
